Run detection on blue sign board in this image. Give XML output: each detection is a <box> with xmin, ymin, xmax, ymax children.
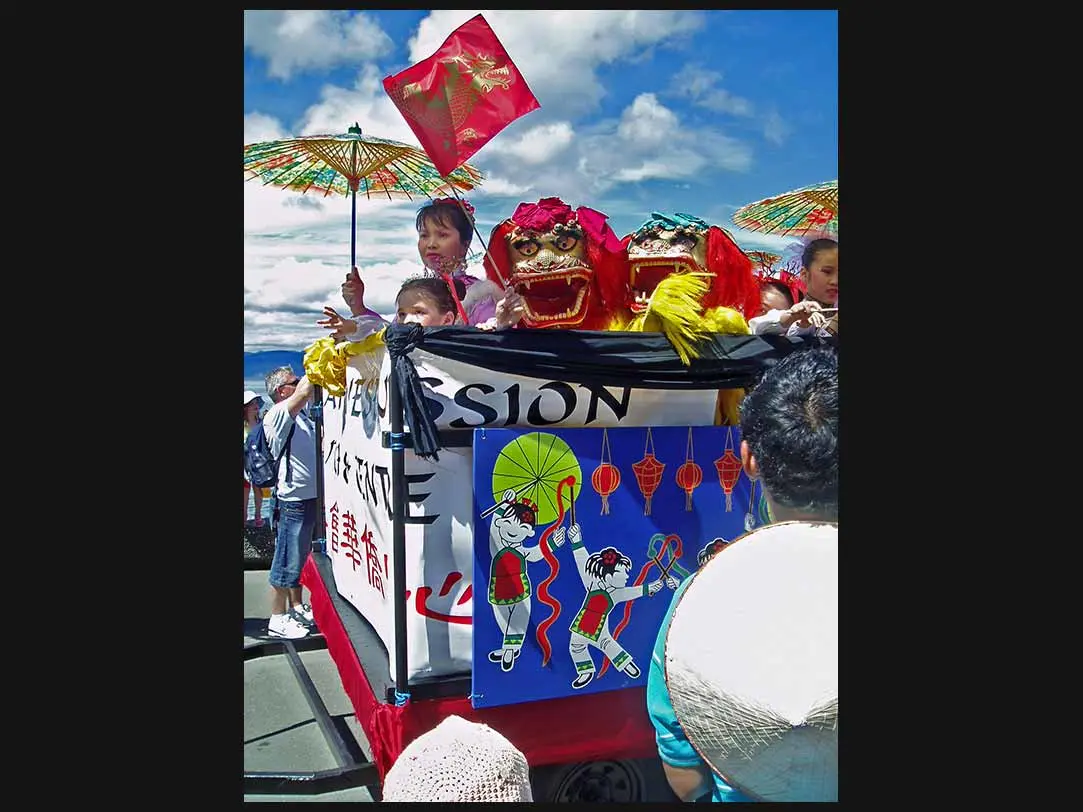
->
<box><xmin>471</xmin><ymin>425</ymin><xmax>766</xmax><ymax>709</ymax></box>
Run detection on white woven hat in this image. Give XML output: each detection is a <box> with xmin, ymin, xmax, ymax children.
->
<box><xmin>243</xmin><ymin>390</ymin><xmax>263</xmax><ymax>406</ymax></box>
<box><xmin>665</xmin><ymin>521</ymin><xmax>838</xmax><ymax>802</ymax></box>
<box><xmin>381</xmin><ymin>715</ymin><xmax>533</xmax><ymax>802</ymax></box>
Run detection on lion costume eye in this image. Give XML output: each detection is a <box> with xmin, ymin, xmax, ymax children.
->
<box><xmin>513</xmin><ymin>239</ymin><xmax>540</xmax><ymax>256</ymax></box>
<box><xmin>554</xmin><ymin>234</ymin><xmax>579</xmax><ymax>251</ymax></box>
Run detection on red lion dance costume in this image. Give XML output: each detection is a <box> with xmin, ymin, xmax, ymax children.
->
<box><xmin>482</xmin><ymin>197</ymin><xmax>630</xmax><ymax>330</ymax></box>
<box><xmin>611</xmin><ymin>212</ymin><xmax>762</xmax><ymax>424</ymax></box>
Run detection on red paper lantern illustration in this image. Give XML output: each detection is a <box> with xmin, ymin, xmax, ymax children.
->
<box><xmin>632</xmin><ymin>427</ymin><xmax>666</xmax><ymax>516</ymax></box>
<box><xmin>713</xmin><ymin>426</ymin><xmax>742</xmax><ymax>512</ymax></box>
<box><xmin>675</xmin><ymin>427</ymin><xmax>703</xmax><ymax>512</ymax></box>
<box><xmin>591</xmin><ymin>428</ymin><xmax>621</xmax><ymax>516</ymax></box>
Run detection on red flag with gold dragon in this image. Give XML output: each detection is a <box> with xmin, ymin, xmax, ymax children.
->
<box><xmin>383</xmin><ymin>14</ymin><xmax>540</xmax><ymax>177</ymax></box>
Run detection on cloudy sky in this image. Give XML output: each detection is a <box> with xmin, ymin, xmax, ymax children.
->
<box><xmin>243</xmin><ymin>10</ymin><xmax>837</xmax><ymax>352</ymax></box>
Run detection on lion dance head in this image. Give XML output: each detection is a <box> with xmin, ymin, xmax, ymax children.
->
<box><xmin>484</xmin><ymin>197</ymin><xmax>630</xmax><ymax>329</ymax></box>
<box><xmin>617</xmin><ymin>212</ymin><xmax>762</xmax><ymax>424</ymax></box>
<box><xmin>622</xmin><ymin>212</ymin><xmax>761</xmax><ymax>323</ymax></box>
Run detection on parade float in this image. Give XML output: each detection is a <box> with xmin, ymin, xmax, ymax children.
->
<box><xmin>242</xmin><ymin>14</ymin><xmax>837</xmax><ymax>801</ymax></box>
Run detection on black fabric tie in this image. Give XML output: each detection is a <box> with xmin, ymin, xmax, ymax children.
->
<box><xmin>384</xmin><ymin>323</ymin><xmax>442</xmax><ymax>461</ymax></box>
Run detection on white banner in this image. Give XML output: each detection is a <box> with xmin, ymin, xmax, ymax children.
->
<box><xmin>322</xmin><ymin>345</ymin><xmax>719</xmax><ymax>684</ymax></box>
<box><xmin>400</xmin><ymin>348</ymin><xmax>719</xmax><ymax>429</ymax></box>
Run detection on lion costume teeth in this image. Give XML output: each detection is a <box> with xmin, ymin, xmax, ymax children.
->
<box><xmin>484</xmin><ymin>197</ymin><xmax>630</xmax><ymax>330</ymax></box>
<box><xmin>610</xmin><ymin>212</ymin><xmax>761</xmax><ymax>400</ymax></box>
<box><xmin>621</xmin><ymin>212</ymin><xmax>760</xmax><ymax>324</ymax></box>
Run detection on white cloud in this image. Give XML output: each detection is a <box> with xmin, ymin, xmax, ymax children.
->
<box><xmin>408</xmin><ymin>11</ymin><xmax>705</xmax><ymax>118</ymax></box>
<box><xmin>616</xmin><ymin>94</ymin><xmax>680</xmax><ymax>145</ymax></box>
<box><xmin>244</xmin><ymin>85</ymin><xmax>758</xmax><ymax>349</ymax></box>
<box><xmin>763</xmin><ymin>109</ymin><xmax>790</xmax><ymax>146</ymax></box>
<box><xmin>244</xmin><ymin>10</ymin><xmax>393</xmax><ymax>80</ymax></box>
<box><xmin>614</xmin><ymin>159</ymin><xmax>690</xmax><ymax>183</ymax></box>
<box><xmin>471</xmin><ymin>175</ymin><xmax>534</xmax><ymax>197</ymax></box>
<box><xmin>483</xmin><ymin>122</ymin><xmax>575</xmax><ymax>165</ymax></box>
<box><xmin>575</xmin><ymin>94</ymin><xmax>752</xmax><ymax>192</ymax></box>
<box><xmin>725</xmin><ymin>227</ymin><xmax>803</xmax><ymax>255</ymax></box>
<box><xmin>244</xmin><ymin>112</ymin><xmax>287</xmax><ymax>144</ymax></box>
<box><xmin>295</xmin><ymin>63</ymin><xmax>418</xmax><ymax>140</ymax></box>
<box><xmin>668</xmin><ymin>63</ymin><xmax>754</xmax><ymax>117</ymax></box>
<box><xmin>701</xmin><ymin>90</ymin><xmax>754</xmax><ymax>117</ymax></box>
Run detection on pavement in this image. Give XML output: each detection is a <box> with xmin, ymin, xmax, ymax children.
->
<box><xmin>244</xmin><ymin>568</ymin><xmax>376</xmax><ymax>802</ymax></box>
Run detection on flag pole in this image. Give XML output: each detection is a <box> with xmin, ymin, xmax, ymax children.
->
<box><xmin>446</xmin><ymin>184</ymin><xmax>505</xmax><ymax>287</ymax></box>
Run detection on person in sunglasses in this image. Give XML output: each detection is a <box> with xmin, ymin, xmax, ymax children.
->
<box><xmin>262</xmin><ymin>366</ymin><xmax>319</xmax><ymax>639</ymax></box>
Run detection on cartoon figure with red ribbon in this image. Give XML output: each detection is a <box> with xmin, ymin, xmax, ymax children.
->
<box><xmin>486</xmin><ymin>488</ymin><xmax>551</xmax><ymax>672</ymax></box>
<box><xmin>557</xmin><ymin>522</ymin><xmax>677</xmax><ymax>690</ymax></box>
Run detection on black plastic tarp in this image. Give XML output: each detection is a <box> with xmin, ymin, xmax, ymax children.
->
<box><xmin>384</xmin><ymin>324</ymin><xmax>836</xmax><ymax>459</ymax></box>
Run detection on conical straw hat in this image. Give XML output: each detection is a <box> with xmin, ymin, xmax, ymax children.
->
<box><xmin>665</xmin><ymin>521</ymin><xmax>838</xmax><ymax>802</ymax></box>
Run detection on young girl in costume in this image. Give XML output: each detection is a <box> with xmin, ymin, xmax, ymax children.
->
<box><xmin>749</xmin><ymin>238</ymin><xmax>838</xmax><ymax>337</ymax></box>
<box><xmin>338</xmin><ymin>198</ymin><xmax>518</xmax><ymax>329</ymax></box>
<box><xmin>307</xmin><ymin>275</ymin><xmax>471</xmax><ymax>396</ymax></box>
<box><xmin>318</xmin><ymin>275</ymin><xmax>465</xmax><ymax>341</ymax></box>
<box><xmin>556</xmin><ymin>522</ymin><xmax>675</xmax><ymax>690</ymax></box>
<box><xmin>758</xmin><ymin>279</ymin><xmax>796</xmax><ymax>315</ymax></box>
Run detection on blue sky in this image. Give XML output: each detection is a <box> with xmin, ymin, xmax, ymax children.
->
<box><xmin>243</xmin><ymin>10</ymin><xmax>837</xmax><ymax>352</ymax></box>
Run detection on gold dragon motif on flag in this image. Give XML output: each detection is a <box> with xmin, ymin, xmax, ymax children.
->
<box><xmin>395</xmin><ymin>51</ymin><xmax>513</xmax><ymax>145</ymax></box>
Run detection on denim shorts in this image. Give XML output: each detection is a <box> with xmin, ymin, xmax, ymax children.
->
<box><xmin>269</xmin><ymin>498</ymin><xmax>317</xmax><ymax>589</ymax></box>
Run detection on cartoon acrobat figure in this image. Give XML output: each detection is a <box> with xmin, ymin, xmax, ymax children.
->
<box><xmin>557</xmin><ymin>522</ymin><xmax>677</xmax><ymax>690</ymax></box>
<box><xmin>697</xmin><ymin>537</ymin><xmax>732</xmax><ymax>568</ymax></box>
<box><xmin>487</xmin><ymin>489</ymin><xmax>544</xmax><ymax>672</ymax></box>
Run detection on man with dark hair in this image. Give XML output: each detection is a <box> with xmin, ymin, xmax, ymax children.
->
<box><xmin>646</xmin><ymin>347</ymin><xmax>838</xmax><ymax>801</ymax></box>
<box><xmin>737</xmin><ymin>347</ymin><xmax>838</xmax><ymax>523</ymax></box>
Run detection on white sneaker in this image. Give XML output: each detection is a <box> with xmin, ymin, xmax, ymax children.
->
<box><xmin>268</xmin><ymin>613</ymin><xmax>310</xmax><ymax>639</ymax></box>
<box><xmin>290</xmin><ymin>603</ymin><xmax>316</xmax><ymax>630</ymax></box>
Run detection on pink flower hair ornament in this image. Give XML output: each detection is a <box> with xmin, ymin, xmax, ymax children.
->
<box><xmin>432</xmin><ymin>196</ymin><xmax>475</xmax><ymax>222</ymax></box>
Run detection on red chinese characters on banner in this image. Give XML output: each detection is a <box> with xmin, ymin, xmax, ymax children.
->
<box><xmin>405</xmin><ymin>571</ymin><xmax>473</xmax><ymax>625</ymax></box>
<box><xmin>328</xmin><ymin>501</ymin><xmax>340</xmax><ymax>554</ymax></box>
<box><xmin>340</xmin><ymin>511</ymin><xmax>362</xmax><ymax>571</ymax></box>
<box><xmin>383</xmin><ymin>13</ymin><xmax>540</xmax><ymax>176</ymax></box>
<box><xmin>362</xmin><ymin>524</ymin><xmax>389</xmax><ymax>599</ymax></box>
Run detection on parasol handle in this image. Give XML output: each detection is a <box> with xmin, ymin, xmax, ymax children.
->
<box><xmin>568</xmin><ymin>482</ymin><xmax>576</xmax><ymax>526</ymax></box>
<box><xmin>350</xmin><ymin>188</ymin><xmax>357</xmax><ymax>268</ymax></box>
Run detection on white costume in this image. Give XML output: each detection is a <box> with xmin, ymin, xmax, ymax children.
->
<box><xmin>749</xmin><ymin>307</ymin><xmax>834</xmax><ymax>338</ymax></box>
<box><xmin>486</xmin><ymin>495</ymin><xmax>544</xmax><ymax>670</ymax></box>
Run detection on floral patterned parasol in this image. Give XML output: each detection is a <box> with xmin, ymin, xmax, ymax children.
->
<box><xmin>733</xmin><ymin>179</ymin><xmax>837</xmax><ymax>239</ymax></box>
<box><xmin>745</xmin><ymin>250</ymin><xmax>782</xmax><ymax>274</ymax></box>
<box><xmin>243</xmin><ymin>122</ymin><xmax>484</xmax><ymax>266</ymax></box>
